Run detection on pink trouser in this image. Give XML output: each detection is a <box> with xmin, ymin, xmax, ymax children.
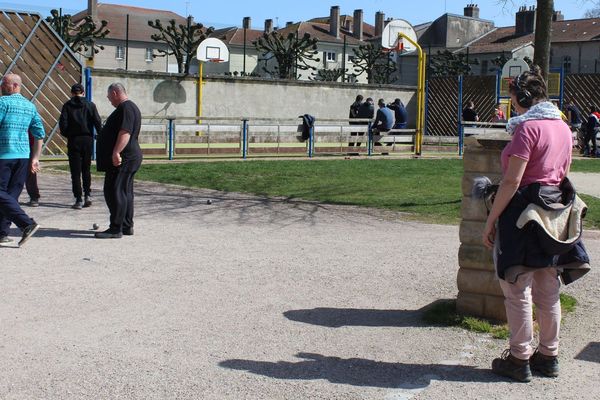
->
<box><xmin>499</xmin><ymin>267</ymin><xmax>561</xmax><ymax>360</ymax></box>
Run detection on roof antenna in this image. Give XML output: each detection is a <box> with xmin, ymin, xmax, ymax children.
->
<box><xmin>185</xmin><ymin>1</ymin><xmax>190</xmax><ymax>16</ymax></box>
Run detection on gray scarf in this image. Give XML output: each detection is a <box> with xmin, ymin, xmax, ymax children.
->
<box><xmin>506</xmin><ymin>101</ymin><xmax>563</xmax><ymax>135</ymax></box>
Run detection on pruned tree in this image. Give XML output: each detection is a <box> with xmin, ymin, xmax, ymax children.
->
<box><xmin>429</xmin><ymin>50</ymin><xmax>479</xmax><ymax>77</ymax></box>
<box><xmin>46</xmin><ymin>9</ymin><xmax>109</xmax><ymax>56</ymax></box>
<box><xmin>584</xmin><ymin>6</ymin><xmax>600</xmax><ymax>17</ymax></box>
<box><xmin>351</xmin><ymin>43</ymin><xmax>391</xmax><ymax>84</ymax></box>
<box><xmin>148</xmin><ymin>16</ymin><xmax>214</xmax><ymax>74</ymax></box>
<box><xmin>310</xmin><ymin>68</ymin><xmax>346</xmax><ymax>82</ymax></box>
<box><xmin>373</xmin><ymin>55</ymin><xmax>397</xmax><ymax>84</ymax></box>
<box><xmin>254</xmin><ymin>30</ymin><xmax>320</xmax><ymax>80</ymax></box>
<box><xmin>491</xmin><ymin>54</ymin><xmax>532</xmax><ymax>72</ymax></box>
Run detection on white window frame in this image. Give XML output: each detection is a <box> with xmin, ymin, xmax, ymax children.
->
<box><xmin>326</xmin><ymin>51</ymin><xmax>336</xmax><ymax>63</ymax></box>
<box><xmin>115</xmin><ymin>45</ymin><xmax>125</xmax><ymax>60</ymax></box>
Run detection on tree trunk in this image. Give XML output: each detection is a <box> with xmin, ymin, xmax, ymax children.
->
<box><xmin>533</xmin><ymin>0</ymin><xmax>553</xmax><ymax>78</ymax></box>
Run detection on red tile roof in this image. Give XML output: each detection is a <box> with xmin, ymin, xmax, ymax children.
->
<box><xmin>467</xmin><ymin>17</ymin><xmax>600</xmax><ymax>54</ymax></box>
<box><xmin>276</xmin><ymin>21</ymin><xmax>373</xmax><ymax>45</ymax></box>
<box><xmin>210</xmin><ymin>27</ymin><xmax>265</xmax><ymax>46</ymax></box>
<box><xmin>72</xmin><ymin>3</ymin><xmax>188</xmax><ymax>42</ymax></box>
<box><xmin>212</xmin><ymin>20</ymin><xmax>374</xmax><ymax>47</ymax></box>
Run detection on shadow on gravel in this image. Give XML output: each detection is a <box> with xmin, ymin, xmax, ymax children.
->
<box><xmin>575</xmin><ymin>342</ymin><xmax>600</xmax><ymax>363</ymax></box>
<box><xmin>35</xmin><ymin>228</ymin><xmax>96</xmax><ymax>239</ymax></box>
<box><xmin>219</xmin><ymin>352</ymin><xmax>501</xmax><ymax>388</ymax></box>
<box><xmin>283</xmin><ymin>308</ymin><xmax>425</xmax><ymax>328</ymax></box>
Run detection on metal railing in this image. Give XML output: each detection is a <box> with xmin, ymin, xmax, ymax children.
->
<box><xmin>135</xmin><ymin>116</ymin><xmax>419</xmax><ymax>160</ymax></box>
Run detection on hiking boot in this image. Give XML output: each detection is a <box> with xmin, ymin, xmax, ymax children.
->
<box><xmin>530</xmin><ymin>350</ymin><xmax>559</xmax><ymax>377</ymax></box>
<box><xmin>0</xmin><ymin>236</ymin><xmax>14</xmax><ymax>246</ymax></box>
<box><xmin>72</xmin><ymin>199</ymin><xmax>83</xmax><ymax>210</ymax></box>
<box><xmin>27</xmin><ymin>198</ymin><xmax>39</xmax><ymax>207</ymax></box>
<box><xmin>94</xmin><ymin>229</ymin><xmax>122</xmax><ymax>239</ymax></box>
<box><xmin>19</xmin><ymin>223</ymin><xmax>40</xmax><ymax>247</ymax></box>
<box><xmin>83</xmin><ymin>196</ymin><xmax>92</xmax><ymax>208</ymax></box>
<box><xmin>491</xmin><ymin>349</ymin><xmax>532</xmax><ymax>383</ymax></box>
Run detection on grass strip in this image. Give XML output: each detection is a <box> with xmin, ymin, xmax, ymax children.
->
<box><xmin>423</xmin><ymin>294</ymin><xmax>577</xmax><ymax>340</ymax></box>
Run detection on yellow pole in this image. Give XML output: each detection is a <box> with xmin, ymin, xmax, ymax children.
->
<box><xmin>198</xmin><ymin>62</ymin><xmax>203</xmax><ymax>122</ymax></box>
<box><xmin>397</xmin><ymin>33</ymin><xmax>425</xmax><ymax>156</ymax></box>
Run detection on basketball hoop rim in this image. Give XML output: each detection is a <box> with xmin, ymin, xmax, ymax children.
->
<box><xmin>382</xmin><ymin>42</ymin><xmax>403</xmax><ymax>54</ymax></box>
<box><xmin>207</xmin><ymin>58</ymin><xmax>224</xmax><ymax>63</ymax></box>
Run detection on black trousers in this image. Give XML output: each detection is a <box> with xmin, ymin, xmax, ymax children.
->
<box><xmin>67</xmin><ymin>136</ymin><xmax>93</xmax><ymax>200</ymax></box>
<box><xmin>584</xmin><ymin>129</ymin><xmax>598</xmax><ymax>156</ymax></box>
<box><xmin>103</xmin><ymin>159</ymin><xmax>141</xmax><ymax>233</ymax></box>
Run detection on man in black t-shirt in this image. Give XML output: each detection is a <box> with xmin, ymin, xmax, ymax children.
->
<box><xmin>95</xmin><ymin>83</ymin><xmax>143</xmax><ymax>239</ymax></box>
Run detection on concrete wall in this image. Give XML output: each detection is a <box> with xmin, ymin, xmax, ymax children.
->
<box><xmin>89</xmin><ymin>69</ymin><xmax>417</xmax><ymax>124</ymax></box>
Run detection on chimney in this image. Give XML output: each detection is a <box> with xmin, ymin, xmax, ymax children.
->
<box><xmin>286</xmin><ymin>21</ymin><xmax>294</xmax><ymax>27</ymax></box>
<box><xmin>464</xmin><ymin>3</ymin><xmax>480</xmax><ymax>19</ymax></box>
<box><xmin>343</xmin><ymin>18</ymin><xmax>352</xmax><ymax>32</ymax></box>
<box><xmin>353</xmin><ymin>9</ymin><xmax>363</xmax><ymax>40</ymax></box>
<box><xmin>375</xmin><ymin>11</ymin><xmax>385</xmax><ymax>37</ymax></box>
<box><xmin>243</xmin><ymin>17</ymin><xmax>251</xmax><ymax>29</ymax></box>
<box><xmin>264</xmin><ymin>19</ymin><xmax>273</xmax><ymax>34</ymax></box>
<box><xmin>88</xmin><ymin>0</ymin><xmax>97</xmax><ymax>20</ymax></box>
<box><xmin>553</xmin><ymin>10</ymin><xmax>564</xmax><ymax>21</ymax></box>
<box><xmin>330</xmin><ymin>6</ymin><xmax>340</xmax><ymax>38</ymax></box>
<box><xmin>515</xmin><ymin>5</ymin><xmax>536</xmax><ymax>36</ymax></box>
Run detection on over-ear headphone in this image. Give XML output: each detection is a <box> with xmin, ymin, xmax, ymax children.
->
<box><xmin>513</xmin><ymin>73</ymin><xmax>533</xmax><ymax>108</ymax></box>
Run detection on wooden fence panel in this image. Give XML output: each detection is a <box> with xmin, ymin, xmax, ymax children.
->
<box><xmin>564</xmin><ymin>74</ymin><xmax>600</xmax><ymax>116</ymax></box>
<box><xmin>426</xmin><ymin>75</ymin><xmax>500</xmax><ymax>136</ymax></box>
<box><xmin>426</xmin><ymin>76</ymin><xmax>459</xmax><ymax>136</ymax></box>
<box><xmin>0</xmin><ymin>10</ymin><xmax>82</xmax><ymax>156</ymax></box>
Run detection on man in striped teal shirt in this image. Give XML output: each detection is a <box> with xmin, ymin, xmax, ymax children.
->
<box><xmin>0</xmin><ymin>73</ymin><xmax>45</xmax><ymax>247</ymax></box>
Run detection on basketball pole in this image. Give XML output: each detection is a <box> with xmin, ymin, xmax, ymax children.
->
<box><xmin>397</xmin><ymin>32</ymin><xmax>426</xmax><ymax>156</ymax></box>
<box><xmin>196</xmin><ymin>62</ymin><xmax>203</xmax><ymax>136</ymax></box>
<box><xmin>198</xmin><ymin>62</ymin><xmax>203</xmax><ymax>124</ymax></box>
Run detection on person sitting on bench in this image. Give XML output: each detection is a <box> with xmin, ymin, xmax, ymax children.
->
<box><xmin>373</xmin><ymin>98</ymin><xmax>394</xmax><ymax>135</ymax></box>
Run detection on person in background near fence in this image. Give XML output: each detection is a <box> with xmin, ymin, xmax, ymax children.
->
<box><xmin>564</xmin><ymin>100</ymin><xmax>584</xmax><ymax>154</ymax></box>
<box><xmin>462</xmin><ymin>100</ymin><xmax>479</xmax><ymax>122</ymax></box>
<box><xmin>348</xmin><ymin>94</ymin><xmax>363</xmax><ymax>148</ymax></box>
<box><xmin>95</xmin><ymin>83</ymin><xmax>142</xmax><ymax>239</ymax></box>
<box><xmin>491</xmin><ymin>103</ymin><xmax>506</xmax><ymax>123</ymax></box>
<box><xmin>59</xmin><ymin>83</ymin><xmax>102</xmax><ymax>209</ymax></box>
<box><xmin>388</xmin><ymin>98</ymin><xmax>408</xmax><ymax>129</ymax></box>
<box><xmin>0</xmin><ymin>73</ymin><xmax>44</xmax><ymax>247</ymax></box>
<box><xmin>583</xmin><ymin>105</ymin><xmax>600</xmax><ymax>157</ymax></box>
<box><xmin>354</xmin><ymin>97</ymin><xmax>374</xmax><ymax>148</ymax></box>
<box><xmin>482</xmin><ymin>66</ymin><xmax>590</xmax><ymax>383</ymax></box>
<box><xmin>25</xmin><ymin>131</ymin><xmax>40</xmax><ymax>207</ymax></box>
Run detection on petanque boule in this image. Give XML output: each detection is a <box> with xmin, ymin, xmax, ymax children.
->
<box><xmin>92</xmin><ymin>223</ymin><xmax>99</xmax><ymax>230</ymax></box>
<box><xmin>206</xmin><ymin>199</ymin><xmax>212</xmax><ymax>205</ymax></box>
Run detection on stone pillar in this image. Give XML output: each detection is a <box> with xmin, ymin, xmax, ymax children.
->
<box><xmin>457</xmin><ymin>135</ymin><xmax>511</xmax><ymax>321</ymax></box>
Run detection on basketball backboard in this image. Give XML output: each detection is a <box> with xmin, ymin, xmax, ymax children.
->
<box><xmin>381</xmin><ymin>19</ymin><xmax>417</xmax><ymax>53</ymax></box>
<box><xmin>500</xmin><ymin>58</ymin><xmax>530</xmax><ymax>96</ymax></box>
<box><xmin>197</xmin><ymin>38</ymin><xmax>230</xmax><ymax>63</ymax></box>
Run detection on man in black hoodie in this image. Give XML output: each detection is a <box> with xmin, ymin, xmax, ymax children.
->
<box><xmin>59</xmin><ymin>83</ymin><xmax>102</xmax><ymax>209</ymax></box>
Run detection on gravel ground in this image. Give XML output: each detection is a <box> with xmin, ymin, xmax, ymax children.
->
<box><xmin>1</xmin><ymin>172</ymin><xmax>598</xmax><ymax>400</ymax></box>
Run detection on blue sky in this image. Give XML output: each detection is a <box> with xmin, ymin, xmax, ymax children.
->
<box><xmin>4</xmin><ymin>0</ymin><xmax>596</xmax><ymax>29</ymax></box>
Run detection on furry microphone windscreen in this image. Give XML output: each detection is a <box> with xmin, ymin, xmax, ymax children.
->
<box><xmin>472</xmin><ymin>176</ymin><xmax>493</xmax><ymax>199</ymax></box>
